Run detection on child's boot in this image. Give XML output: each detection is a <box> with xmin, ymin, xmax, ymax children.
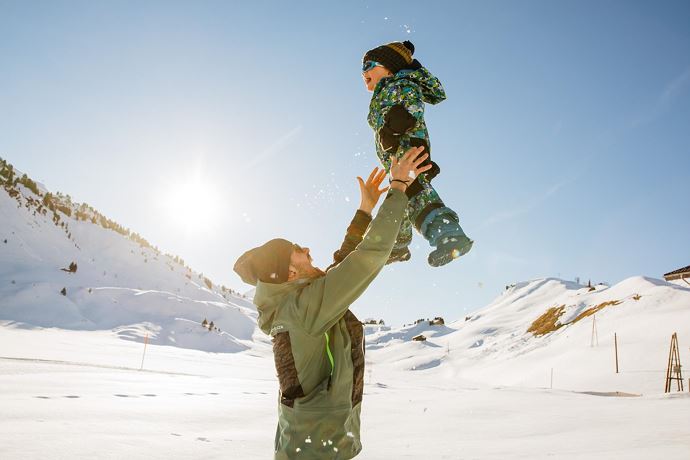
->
<box><xmin>386</xmin><ymin>217</ymin><xmax>413</xmax><ymax>265</ymax></box>
<box><xmin>421</xmin><ymin>207</ymin><xmax>473</xmax><ymax>267</ymax></box>
<box><xmin>428</xmin><ymin>234</ymin><xmax>473</xmax><ymax>267</ymax></box>
<box><xmin>386</xmin><ymin>246</ymin><xmax>412</xmax><ymax>264</ymax></box>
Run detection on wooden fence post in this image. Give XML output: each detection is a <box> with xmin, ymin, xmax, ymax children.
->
<box><xmin>614</xmin><ymin>333</ymin><xmax>619</xmax><ymax>374</ymax></box>
<box><xmin>140</xmin><ymin>332</ymin><xmax>149</xmax><ymax>371</ymax></box>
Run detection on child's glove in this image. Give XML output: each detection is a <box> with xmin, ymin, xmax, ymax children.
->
<box><xmin>378</xmin><ymin>105</ymin><xmax>441</xmax><ymax>198</ymax></box>
<box><xmin>378</xmin><ymin>105</ymin><xmax>417</xmax><ymax>153</ymax></box>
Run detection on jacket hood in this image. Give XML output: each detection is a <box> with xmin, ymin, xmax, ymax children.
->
<box><xmin>253</xmin><ymin>279</ymin><xmax>308</xmax><ymax>335</ymax></box>
<box><xmin>375</xmin><ymin>66</ymin><xmax>446</xmax><ymax>105</ymax></box>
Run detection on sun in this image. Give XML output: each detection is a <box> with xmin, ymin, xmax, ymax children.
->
<box><xmin>165</xmin><ymin>178</ymin><xmax>220</xmax><ymax>234</ymax></box>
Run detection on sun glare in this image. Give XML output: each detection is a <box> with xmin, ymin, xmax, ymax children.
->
<box><xmin>164</xmin><ymin>178</ymin><xmax>220</xmax><ymax>234</ymax></box>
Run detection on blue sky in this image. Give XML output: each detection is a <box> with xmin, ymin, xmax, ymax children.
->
<box><xmin>2</xmin><ymin>0</ymin><xmax>689</xmax><ymax>325</ymax></box>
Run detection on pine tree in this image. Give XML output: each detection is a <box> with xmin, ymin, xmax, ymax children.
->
<box><xmin>6</xmin><ymin>165</ymin><xmax>14</xmax><ymax>184</ymax></box>
<box><xmin>60</xmin><ymin>287</ymin><xmax>67</xmax><ymax>296</ymax></box>
<box><xmin>19</xmin><ymin>174</ymin><xmax>39</xmax><ymax>195</ymax></box>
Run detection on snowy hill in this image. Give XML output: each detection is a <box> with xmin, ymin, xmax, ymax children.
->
<box><xmin>2</xmin><ymin>158</ymin><xmax>689</xmax><ymax>458</ymax></box>
<box><xmin>0</xmin><ymin>158</ymin><xmax>265</xmax><ymax>353</ymax></box>
<box><xmin>366</xmin><ymin>276</ymin><xmax>690</xmax><ymax>395</ymax></box>
<box><xmin>3</xmin><ymin>156</ymin><xmax>689</xmax><ymax>393</ymax></box>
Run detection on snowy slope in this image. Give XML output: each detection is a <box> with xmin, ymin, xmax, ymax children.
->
<box><xmin>366</xmin><ymin>277</ymin><xmax>690</xmax><ymax>395</ymax></box>
<box><xmin>1</xmin><ymin>278</ymin><xmax>689</xmax><ymax>460</ymax></box>
<box><xmin>0</xmin><ymin>161</ymin><xmax>265</xmax><ymax>353</ymax></box>
<box><xmin>2</xmin><ymin>160</ymin><xmax>690</xmax><ymax>459</ymax></box>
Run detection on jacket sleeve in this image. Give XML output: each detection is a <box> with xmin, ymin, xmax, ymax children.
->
<box><xmin>328</xmin><ymin>210</ymin><xmax>372</xmax><ymax>271</ymax></box>
<box><xmin>379</xmin><ymin>81</ymin><xmax>440</xmax><ymax>197</ymax></box>
<box><xmin>378</xmin><ymin>81</ymin><xmax>426</xmax><ymax>154</ymax></box>
<box><xmin>295</xmin><ymin>189</ymin><xmax>408</xmax><ymax>336</ymax></box>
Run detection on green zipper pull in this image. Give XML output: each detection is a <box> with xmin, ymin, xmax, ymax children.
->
<box><xmin>324</xmin><ymin>332</ymin><xmax>335</xmax><ymax>389</ymax></box>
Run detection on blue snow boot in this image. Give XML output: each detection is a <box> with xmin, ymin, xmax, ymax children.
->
<box><xmin>428</xmin><ymin>234</ymin><xmax>474</xmax><ymax>267</ymax></box>
<box><xmin>421</xmin><ymin>207</ymin><xmax>473</xmax><ymax>267</ymax></box>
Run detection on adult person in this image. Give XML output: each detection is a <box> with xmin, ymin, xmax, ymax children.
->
<box><xmin>233</xmin><ymin>146</ymin><xmax>430</xmax><ymax>459</ymax></box>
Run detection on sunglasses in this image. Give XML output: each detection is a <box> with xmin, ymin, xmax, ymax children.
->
<box><xmin>362</xmin><ymin>60</ymin><xmax>381</xmax><ymax>73</ymax></box>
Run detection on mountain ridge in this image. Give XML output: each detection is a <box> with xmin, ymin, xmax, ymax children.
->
<box><xmin>1</xmin><ymin>157</ymin><xmax>264</xmax><ymax>353</ymax></box>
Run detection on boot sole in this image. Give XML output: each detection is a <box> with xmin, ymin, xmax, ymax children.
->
<box><xmin>428</xmin><ymin>239</ymin><xmax>474</xmax><ymax>267</ymax></box>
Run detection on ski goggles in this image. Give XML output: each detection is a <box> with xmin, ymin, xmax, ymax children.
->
<box><xmin>362</xmin><ymin>60</ymin><xmax>382</xmax><ymax>73</ymax></box>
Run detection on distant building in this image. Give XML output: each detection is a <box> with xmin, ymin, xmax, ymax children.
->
<box><xmin>664</xmin><ymin>265</ymin><xmax>690</xmax><ymax>285</ymax></box>
<box><xmin>412</xmin><ymin>334</ymin><xmax>427</xmax><ymax>342</ymax></box>
<box><xmin>361</xmin><ymin>318</ymin><xmax>385</xmax><ymax>326</ymax></box>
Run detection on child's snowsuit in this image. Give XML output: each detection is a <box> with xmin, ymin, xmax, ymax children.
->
<box><xmin>368</xmin><ymin>66</ymin><xmax>468</xmax><ymax>261</ymax></box>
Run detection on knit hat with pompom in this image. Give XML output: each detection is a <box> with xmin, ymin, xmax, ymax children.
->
<box><xmin>363</xmin><ymin>40</ymin><xmax>422</xmax><ymax>74</ymax></box>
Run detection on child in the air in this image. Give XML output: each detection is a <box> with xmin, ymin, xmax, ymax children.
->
<box><xmin>362</xmin><ymin>40</ymin><xmax>473</xmax><ymax>266</ymax></box>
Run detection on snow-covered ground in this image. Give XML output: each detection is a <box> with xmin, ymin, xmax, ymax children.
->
<box><xmin>2</xmin><ymin>313</ymin><xmax>689</xmax><ymax>460</ymax></box>
<box><xmin>0</xmin><ymin>169</ymin><xmax>264</xmax><ymax>353</ymax></box>
<box><xmin>2</xmin><ymin>164</ymin><xmax>690</xmax><ymax>458</ymax></box>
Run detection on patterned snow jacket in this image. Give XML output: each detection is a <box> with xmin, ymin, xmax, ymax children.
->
<box><xmin>367</xmin><ymin>66</ymin><xmax>446</xmax><ymax>198</ymax></box>
<box><xmin>253</xmin><ymin>189</ymin><xmax>408</xmax><ymax>459</ymax></box>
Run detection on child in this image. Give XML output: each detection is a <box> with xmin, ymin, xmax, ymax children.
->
<box><xmin>362</xmin><ymin>40</ymin><xmax>473</xmax><ymax>266</ymax></box>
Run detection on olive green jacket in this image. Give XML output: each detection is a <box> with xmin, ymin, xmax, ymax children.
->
<box><xmin>253</xmin><ymin>189</ymin><xmax>408</xmax><ymax>459</ymax></box>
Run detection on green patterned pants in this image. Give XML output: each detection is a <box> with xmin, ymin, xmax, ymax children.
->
<box><xmin>393</xmin><ymin>174</ymin><xmax>446</xmax><ymax>252</ymax></box>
